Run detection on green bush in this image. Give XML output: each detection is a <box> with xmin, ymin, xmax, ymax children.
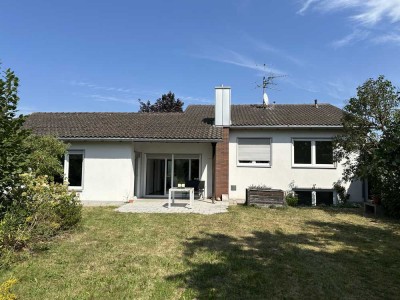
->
<box><xmin>382</xmin><ymin>180</ymin><xmax>400</xmax><ymax>218</ymax></box>
<box><xmin>285</xmin><ymin>193</ymin><xmax>298</xmax><ymax>207</ymax></box>
<box><xmin>0</xmin><ymin>173</ymin><xmax>82</xmax><ymax>255</ymax></box>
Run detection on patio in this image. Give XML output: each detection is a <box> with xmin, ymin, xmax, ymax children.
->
<box><xmin>116</xmin><ymin>198</ymin><xmax>229</xmax><ymax>215</ymax></box>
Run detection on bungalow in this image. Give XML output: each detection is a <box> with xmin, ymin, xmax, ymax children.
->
<box><xmin>25</xmin><ymin>86</ymin><xmax>365</xmax><ymax>205</ymax></box>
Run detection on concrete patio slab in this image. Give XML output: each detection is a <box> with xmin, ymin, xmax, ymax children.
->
<box><xmin>115</xmin><ymin>198</ymin><xmax>229</xmax><ymax>215</ymax></box>
<box><xmin>82</xmin><ymin>201</ymin><xmax>125</xmax><ymax>207</ymax></box>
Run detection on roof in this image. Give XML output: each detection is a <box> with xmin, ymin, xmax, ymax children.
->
<box><xmin>24</xmin><ymin>104</ymin><xmax>343</xmax><ymax>141</ymax></box>
<box><xmin>231</xmin><ymin>104</ymin><xmax>343</xmax><ymax>127</ymax></box>
<box><xmin>24</xmin><ymin>106</ymin><xmax>221</xmax><ymax>141</ymax></box>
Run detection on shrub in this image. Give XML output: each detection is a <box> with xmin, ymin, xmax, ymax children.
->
<box><xmin>248</xmin><ymin>184</ymin><xmax>271</xmax><ymax>190</ymax></box>
<box><xmin>381</xmin><ymin>178</ymin><xmax>400</xmax><ymax>218</ymax></box>
<box><xmin>23</xmin><ymin>135</ymin><xmax>68</xmax><ymax>179</ymax></box>
<box><xmin>0</xmin><ymin>278</ymin><xmax>17</xmax><ymax>300</ymax></box>
<box><xmin>285</xmin><ymin>193</ymin><xmax>298</xmax><ymax>207</ymax></box>
<box><xmin>0</xmin><ymin>173</ymin><xmax>81</xmax><ymax>255</ymax></box>
<box><xmin>333</xmin><ymin>181</ymin><xmax>350</xmax><ymax>204</ymax></box>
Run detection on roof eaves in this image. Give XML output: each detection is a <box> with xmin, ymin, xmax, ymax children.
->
<box><xmin>59</xmin><ymin>137</ymin><xmax>222</xmax><ymax>142</ymax></box>
<box><xmin>230</xmin><ymin>125</ymin><xmax>343</xmax><ymax>129</ymax></box>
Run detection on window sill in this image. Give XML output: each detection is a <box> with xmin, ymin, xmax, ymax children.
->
<box><xmin>68</xmin><ymin>186</ymin><xmax>83</xmax><ymax>192</ymax></box>
<box><xmin>292</xmin><ymin>164</ymin><xmax>336</xmax><ymax>169</ymax></box>
<box><xmin>237</xmin><ymin>164</ymin><xmax>271</xmax><ymax>168</ymax></box>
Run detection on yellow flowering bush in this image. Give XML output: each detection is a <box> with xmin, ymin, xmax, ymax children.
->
<box><xmin>0</xmin><ymin>278</ymin><xmax>17</xmax><ymax>300</ymax></box>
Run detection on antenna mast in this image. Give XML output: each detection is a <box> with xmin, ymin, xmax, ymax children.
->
<box><xmin>262</xmin><ymin>76</ymin><xmax>269</xmax><ymax>106</ymax></box>
<box><xmin>255</xmin><ymin>63</ymin><xmax>285</xmax><ymax>106</ymax></box>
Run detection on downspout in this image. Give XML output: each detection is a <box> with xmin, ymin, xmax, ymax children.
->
<box><xmin>212</xmin><ymin>142</ymin><xmax>216</xmax><ymax>202</ymax></box>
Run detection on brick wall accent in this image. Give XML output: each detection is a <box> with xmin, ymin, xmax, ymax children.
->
<box><xmin>215</xmin><ymin>127</ymin><xmax>229</xmax><ymax>199</ymax></box>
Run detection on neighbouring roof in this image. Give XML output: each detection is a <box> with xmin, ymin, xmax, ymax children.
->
<box><xmin>24</xmin><ymin>104</ymin><xmax>343</xmax><ymax>141</ymax></box>
<box><xmin>230</xmin><ymin>104</ymin><xmax>343</xmax><ymax>127</ymax></box>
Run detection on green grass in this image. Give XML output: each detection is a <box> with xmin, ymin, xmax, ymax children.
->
<box><xmin>1</xmin><ymin>206</ymin><xmax>400</xmax><ymax>299</ymax></box>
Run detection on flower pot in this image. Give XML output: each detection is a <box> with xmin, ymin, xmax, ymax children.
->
<box><xmin>371</xmin><ymin>195</ymin><xmax>381</xmax><ymax>205</ymax></box>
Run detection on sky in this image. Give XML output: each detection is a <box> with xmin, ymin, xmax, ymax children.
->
<box><xmin>1</xmin><ymin>0</ymin><xmax>400</xmax><ymax>113</ymax></box>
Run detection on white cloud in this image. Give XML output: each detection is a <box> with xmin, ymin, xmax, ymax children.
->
<box><xmin>284</xmin><ymin>77</ymin><xmax>320</xmax><ymax>93</ymax></box>
<box><xmin>70</xmin><ymin>81</ymin><xmax>133</xmax><ymax>93</ymax></box>
<box><xmin>196</xmin><ymin>49</ymin><xmax>284</xmax><ymax>75</ymax></box>
<box><xmin>331</xmin><ymin>29</ymin><xmax>370</xmax><ymax>48</ymax></box>
<box><xmin>244</xmin><ymin>35</ymin><xmax>305</xmax><ymax>66</ymax></box>
<box><xmin>86</xmin><ymin>94</ymin><xmax>138</xmax><ymax>105</ymax></box>
<box><xmin>373</xmin><ymin>32</ymin><xmax>400</xmax><ymax>44</ymax></box>
<box><xmin>297</xmin><ymin>0</ymin><xmax>319</xmax><ymax>15</ymax></box>
<box><xmin>69</xmin><ymin>80</ymin><xmax>161</xmax><ymax>97</ymax></box>
<box><xmin>298</xmin><ymin>0</ymin><xmax>400</xmax><ymax>25</ymax></box>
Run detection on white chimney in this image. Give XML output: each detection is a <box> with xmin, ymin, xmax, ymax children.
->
<box><xmin>215</xmin><ymin>85</ymin><xmax>231</xmax><ymax>126</ymax></box>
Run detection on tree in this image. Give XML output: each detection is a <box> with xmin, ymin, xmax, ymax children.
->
<box><xmin>0</xmin><ymin>66</ymin><xmax>80</xmax><ymax>256</ymax></box>
<box><xmin>0</xmin><ymin>66</ymin><xmax>68</xmax><ymax>217</ymax></box>
<box><xmin>138</xmin><ymin>91</ymin><xmax>184</xmax><ymax>112</ymax></box>
<box><xmin>0</xmin><ymin>67</ymin><xmax>30</xmax><ymax>215</ymax></box>
<box><xmin>334</xmin><ymin>75</ymin><xmax>400</xmax><ymax>217</ymax></box>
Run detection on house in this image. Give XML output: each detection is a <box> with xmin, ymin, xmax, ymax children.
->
<box><xmin>25</xmin><ymin>86</ymin><xmax>365</xmax><ymax>205</ymax></box>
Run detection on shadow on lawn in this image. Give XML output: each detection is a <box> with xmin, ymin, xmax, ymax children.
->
<box><xmin>167</xmin><ymin>220</ymin><xmax>400</xmax><ymax>299</ymax></box>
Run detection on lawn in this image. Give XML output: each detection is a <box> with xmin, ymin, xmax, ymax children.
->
<box><xmin>1</xmin><ymin>206</ymin><xmax>400</xmax><ymax>299</ymax></box>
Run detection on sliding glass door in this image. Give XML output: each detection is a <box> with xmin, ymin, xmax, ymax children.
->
<box><xmin>146</xmin><ymin>158</ymin><xmax>166</xmax><ymax>196</ymax></box>
<box><xmin>145</xmin><ymin>154</ymin><xmax>200</xmax><ymax>196</ymax></box>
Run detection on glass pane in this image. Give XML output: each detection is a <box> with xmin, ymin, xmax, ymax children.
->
<box><xmin>146</xmin><ymin>159</ymin><xmax>165</xmax><ymax>195</ymax></box>
<box><xmin>316</xmin><ymin>192</ymin><xmax>333</xmax><ymax>205</ymax></box>
<box><xmin>294</xmin><ymin>141</ymin><xmax>311</xmax><ymax>164</ymax></box>
<box><xmin>68</xmin><ymin>154</ymin><xmax>83</xmax><ymax>186</ymax></box>
<box><xmin>316</xmin><ymin>141</ymin><xmax>333</xmax><ymax>164</ymax></box>
<box><xmin>174</xmin><ymin>159</ymin><xmax>189</xmax><ymax>186</ymax></box>
<box><xmin>190</xmin><ymin>159</ymin><xmax>200</xmax><ymax>180</ymax></box>
<box><xmin>166</xmin><ymin>159</ymin><xmax>172</xmax><ymax>191</ymax></box>
<box><xmin>296</xmin><ymin>191</ymin><xmax>312</xmax><ymax>206</ymax></box>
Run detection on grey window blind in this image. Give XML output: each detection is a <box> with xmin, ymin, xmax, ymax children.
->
<box><xmin>238</xmin><ymin>138</ymin><xmax>271</xmax><ymax>162</ymax></box>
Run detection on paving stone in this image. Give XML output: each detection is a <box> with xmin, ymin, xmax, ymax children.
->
<box><xmin>115</xmin><ymin>198</ymin><xmax>229</xmax><ymax>215</ymax></box>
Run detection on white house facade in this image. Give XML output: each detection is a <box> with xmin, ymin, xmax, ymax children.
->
<box><xmin>25</xmin><ymin>86</ymin><xmax>365</xmax><ymax>205</ymax></box>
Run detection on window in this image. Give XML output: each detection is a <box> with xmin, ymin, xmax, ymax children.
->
<box><xmin>145</xmin><ymin>154</ymin><xmax>200</xmax><ymax>196</ymax></box>
<box><xmin>237</xmin><ymin>138</ymin><xmax>271</xmax><ymax>166</ymax></box>
<box><xmin>294</xmin><ymin>141</ymin><xmax>311</xmax><ymax>164</ymax></box>
<box><xmin>292</xmin><ymin>139</ymin><xmax>334</xmax><ymax>167</ymax></box>
<box><xmin>294</xmin><ymin>190</ymin><xmax>334</xmax><ymax>206</ymax></box>
<box><xmin>65</xmin><ymin>151</ymin><xmax>84</xmax><ymax>189</ymax></box>
<box><xmin>315</xmin><ymin>141</ymin><xmax>333</xmax><ymax>164</ymax></box>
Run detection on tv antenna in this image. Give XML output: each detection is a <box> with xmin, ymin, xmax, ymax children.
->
<box><xmin>255</xmin><ymin>64</ymin><xmax>285</xmax><ymax>106</ymax></box>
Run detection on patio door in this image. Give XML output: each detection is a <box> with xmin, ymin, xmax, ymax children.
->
<box><xmin>145</xmin><ymin>154</ymin><xmax>200</xmax><ymax>197</ymax></box>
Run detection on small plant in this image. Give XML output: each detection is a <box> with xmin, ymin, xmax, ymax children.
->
<box><xmin>285</xmin><ymin>192</ymin><xmax>298</xmax><ymax>207</ymax></box>
<box><xmin>333</xmin><ymin>181</ymin><xmax>350</xmax><ymax>204</ymax></box>
<box><xmin>248</xmin><ymin>184</ymin><xmax>271</xmax><ymax>190</ymax></box>
<box><xmin>0</xmin><ymin>278</ymin><xmax>17</xmax><ymax>300</ymax></box>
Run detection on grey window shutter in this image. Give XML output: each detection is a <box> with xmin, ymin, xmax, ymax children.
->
<box><xmin>238</xmin><ymin>138</ymin><xmax>271</xmax><ymax>162</ymax></box>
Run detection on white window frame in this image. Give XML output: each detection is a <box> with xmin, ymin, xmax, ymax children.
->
<box><xmin>292</xmin><ymin>138</ymin><xmax>336</xmax><ymax>169</ymax></box>
<box><xmin>143</xmin><ymin>153</ymin><xmax>202</xmax><ymax>196</ymax></box>
<box><xmin>237</xmin><ymin>137</ymin><xmax>272</xmax><ymax>168</ymax></box>
<box><xmin>293</xmin><ymin>189</ymin><xmax>337</xmax><ymax>206</ymax></box>
<box><xmin>64</xmin><ymin>150</ymin><xmax>85</xmax><ymax>191</ymax></box>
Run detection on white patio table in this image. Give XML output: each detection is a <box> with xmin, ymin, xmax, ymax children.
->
<box><xmin>168</xmin><ymin>187</ymin><xmax>194</xmax><ymax>209</ymax></box>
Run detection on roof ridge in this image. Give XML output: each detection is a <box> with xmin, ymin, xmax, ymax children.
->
<box><xmin>28</xmin><ymin>111</ymin><xmax>187</xmax><ymax>115</ymax></box>
<box><xmin>232</xmin><ymin>103</ymin><xmax>333</xmax><ymax>106</ymax></box>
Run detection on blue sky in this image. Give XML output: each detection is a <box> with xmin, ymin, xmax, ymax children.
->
<box><xmin>1</xmin><ymin>0</ymin><xmax>400</xmax><ymax>113</ymax></box>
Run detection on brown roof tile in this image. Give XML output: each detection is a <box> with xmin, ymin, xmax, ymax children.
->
<box><xmin>25</xmin><ymin>106</ymin><xmax>222</xmax><ymax>141</ymax></box>
<box><xmin>24</xmin><ymin>104</ymin><xmax>343</xmax><ymax>140</ymax></box>
<box><xmin>231</xmin><ymin>104</ymin><xmax>343</xmax><ymax>126</ymax></box>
